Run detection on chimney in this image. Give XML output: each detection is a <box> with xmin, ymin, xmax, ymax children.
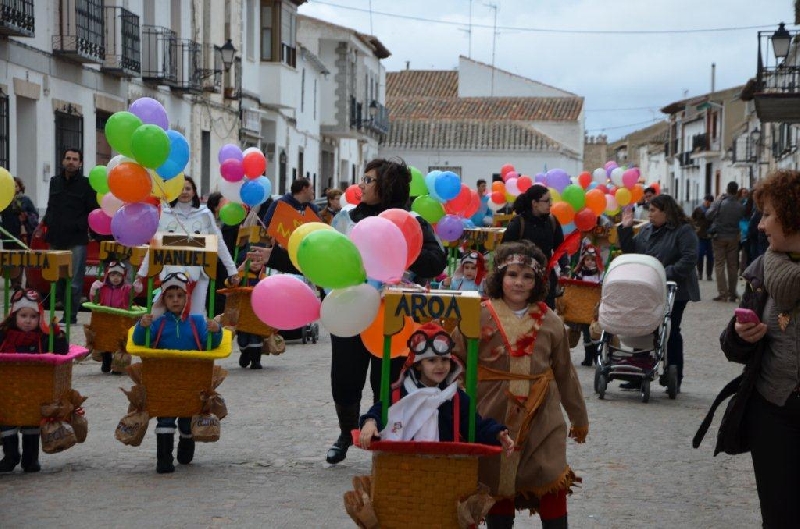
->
<box><xmin>405</xmin><ymin>60</ymin><xmax>410</xmax><ymax>70</ymax></box>
<box><xmin>711</xmin><ymin>63</ymin><xmax>716</xmax><ymax>94</ymax></box>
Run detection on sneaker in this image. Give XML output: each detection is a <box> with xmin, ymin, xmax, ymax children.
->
<box><xmin>728</xmin><ymin>295</ymin><xmax>740</xmax><ymax>302</ymax></box>
<box><xmin>59</xmin><ymin>316</ymin><xmax>78</xmax><ymax>325</ymax></box>
<box><xmin>712</xmin><ymin>295</ymin><xmax>728</xmax><ymax>302</ymax></box>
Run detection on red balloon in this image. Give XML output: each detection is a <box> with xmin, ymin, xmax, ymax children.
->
<box><xmin>577</xmin><ymin>171</ymin><xmax>592</xmax><ymax>189</ymax></box>
<box><xmin>462</xmin><ymin>190</ymin><xmax>481</xmax><ymax>218</ymax></box>
<box><xmin>574</xmin><ymin>207</ymin><xmax>598</xmax><ymax>232</ymax></box>
<box><xmin>490</xmin><ymin>191</ymin><xmax>506</xmax><ymax>205</ymax></box>
<box><xmin>500</xmin><ymin>164</ymin><xmax>515</xmax><ymax>178</ymax></box>
<box><xmin>650</xmin><ymin>182</ymin><xmax>661</xmax><ymax>195</ymax></box>
<box><xmin>595</xmin><ymin>184</ymin><xmax>609</xmax><ymax>195</ymax></box>
<box><xmin>445</xmin><ymin>184</ymin><xmax>471</xmax><ymax>214</ymax></box>
<box><xmin>378</xmin><ymin>209</ymin><xmax>423</xmax><ymax>269</ymax></box>
<box><xmin>242</xmin><ymin>151</ymin><xmax>267</xmax><ymax>179</ymax></box>
<box><xmin>517</xmin><ymin>175</ymin><xmax>533</xmax><ymax>192</ymax></box>
<box><xmin>344</xmin><ymin>184</ymin><xmax>362</xmax><ymax>205</ymax></box>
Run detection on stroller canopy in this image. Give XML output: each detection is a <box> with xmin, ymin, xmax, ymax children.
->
<box><xmin>599</xmin><ymin>254</ymin><xmax>667</xmax><ymax>338</ymax></box>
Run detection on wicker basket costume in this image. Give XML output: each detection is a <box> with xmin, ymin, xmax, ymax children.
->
<box><xmin>0</xmin><ymin>346</ymin><xmax>88</xmax><ymax>426</ymax></box>
<box><xmin>125</xmin><ymin>328</ymin><xmax>233</xmax><ymax>417</ymax></box>
<box><xmin>558</xmin><ymin>278</ymin><xmax>602</xmax><ymax>325</ymax></box>
<box><xmin>83</xmin><ymin>303</ymin><xmax>147</xmax><ymax>352</ymax></box>
<box><xmin>218</xmin><ymin>287</ymin><xmax>275</xmax><ymax>337</ymax></box>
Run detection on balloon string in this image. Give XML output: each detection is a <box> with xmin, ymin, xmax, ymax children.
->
<box><xmin>0</xmin><ymin>226</ymin><xmax>31</xmax><ymax>250</ymax></box>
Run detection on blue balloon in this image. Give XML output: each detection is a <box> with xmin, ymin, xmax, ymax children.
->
<box><xmin>156</xmin><ymin>130</ymin><xmax>190</xmax><ymax>180</ymax></box>
<box><xmin>562</xmin><ymin>221</ymin><xmax>576</xmax><ymax>235</ymax></box>
<box><xmin>425</xmin><ymin>171</ymin><xmax>444</xmax><ymax>202</ymax></box>
<box><xmin>255</xmin><ymin>176</ymin><xmax>272</xmax><ymax>203</ymax></box>
<box><xmin>240</xmin><ymin>179</ymin><xmax>267</xmax><ymax>206</ymax></box>
<box><xmin>434</xmin><ymin>171</ymin><xmax>461</xmax><ymax>201</ymax></box>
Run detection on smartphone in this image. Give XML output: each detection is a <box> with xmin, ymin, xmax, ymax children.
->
<box><xmin>735</xmin><ymin>308</ymin><xmax>760</xmax><ymax>325</ymax></box>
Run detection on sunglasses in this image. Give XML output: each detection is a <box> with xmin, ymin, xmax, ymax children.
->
<box><xmin>464</xmin><ymin>251</ymin><xmax>480</xmax><ymax>260</ymax></box>
<box><xmin>11</xmin><ymin>289</ymin><xmax>41</xmax><ymax>302</ymax></box>
<box><xmin>163</xmin><ymin>272</ymin><xmax>189</xmax><ymax>283</ymax></box>
<box><xmin>536</xmin><ymin>198</ymin><xmax>553</xmax><ymax>204</ymax></box>
<box><xmin>107</xmin><ymin>260</ymin><xmax>126</xmax><ymax>269</ymax></box>
<box><xmin>361</xmin><ymin>175</ymin><xmax>377</xmax><ymax>185</ymax></box>
<box><xmin>407</xmin><ymin>330</ymin><xmax>455</xmax><ymax>356</ymax></box>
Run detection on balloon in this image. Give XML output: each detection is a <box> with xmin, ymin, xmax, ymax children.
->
<box><xmin>88</xmin><ymin>208</ymin><xmax>113</xmax><ymax>235</ymax></box>
<box><xmin>130</xmin><ymin>124</ymin><xmax>170</xmax><ymax>169</ymax></box>
<box><xmin>605</xmin><ymin>195</ymin><xmax>619</xmax><ymax>215</ymax></box>
<box><xmin>101</xmin><ymin>192</ymin><xmax>125</xmax><ymax>216</ymax></box>
<box><xmin>561</xmin><ymin>184</ymin><xmax>586</xmax><ymax>212</ymax></box>
<box><xmin>595</xmin><ymin>183</ymin><xmax>609</xmax><ymax>195</ymax></box>
<box><xmin>332</xmin><ymin>204</ymin><xmax>356</xmax><ymax>235</ymax></box>
<box><xmin>242</xmin><ymin>150</ymin><xmax>267</xmax><ymax>178</ymax></box>
<box><xmin>505</xmin><ymin>177</ymin><xmax>521</xmax><ymax>196</ymax></box>
<box><xmin>584</xmin><ymin>189</ymin><xmax>606</xmax><ymax>216</ymax></box>
<box><xmin>219</xmin><ymin>179</ymin><xmax>244</xmax><ymax>204</ymax></box>
<box><xmin>650</xmin><ymin>182</ymin><xmax>661</xmax><ymax>195</ymax></box>
<box><xmin>89</xmin><ymin>165</ymin><xmax>109</xmax><ymax>194</ymax></box>
<box><xmin>360</xmin><ymin>300</ymin><xmax>416</xmax><ymax>358</ymax></box>
<box><xmin>129</xmin><ymin>97</ymin><xmax>168</xmax><ymax>130</ymax></box>
<box><xmin>151</xmin><ymin>171</ymin><xmax>185</xmax><ymax>202</ymax></box>
<box><xmin>500</xmin><ymin>164</ymin><xmax>515</xmax><ymax>178</ymax></box>
<box><xmin>561</xmin><ymin>222</ymin><xmax>576</xmax><ymax>235</ymax></box>
<box><xmin>630</xmin><ymin>184</ymin><xmax>645</xmax><ymax>204</ymax></box>
<box><xmin>548</xmin><ymin>188</ymin><xmax>562</xmax><ymax>204</ymax></box>
<box><xmin>107</xmin><ymin>162</ymin><xmax>152</xmax><ymax>203</ymax></box>
<box><xmin>219</xmin><ymin>202</ymin><xmax>246</xmax><ymax>225</ymax></box>
<box><xmin>287</xmin><ymin>222</ymin><xmax>334</xmax><ymax>271</ymax></box>
<box><xmin>425</xmin><ymin>171</ymin><xmax>444</xmax><ymax>201</ymax></box>
<box><xmin>435</xmin><ymin>214</ymin><xmax>465</xmax><ymax>242</ymax></box>
<box><xmin>379</xmin><ymin>209</ymin><xmax>423</xmax><ymax>268</ymax></box>
<box><xmin>218</xmin><ymin>143</ymin><xmax>243</xmax><ymax>164</ymax></box>
<box><xmin>254</xmin><ymin>176</ymin><xmax>272</xmax><ymax>203</ymax></box>
<box><xmin>409</xmin><ymin>166</ymin><xmax>427</xmax><ymax>197</ymax></box>
<box><xmin>577</xmin><ymin>171</ymin><xmax>592</xmax><ymax>189</ymax></box>
<box><xmin>105</xmin><ymin>112</ymin><xmax>142</xmax><ymax>158</ymax></box>
<box><xmin>546</xmin><ymin>169</ymin><xmax>570</xmax><ymax>192</ymax></box>
<box><xmin>462</xmin><ymin>190</ymin><xmax>482</xmax><ymax>218</ymax></box>
<box><xmin>491</xmin><ymin>181</ymin><xmax>506</xmax><ymax>194</ymax></box>
<box><xmin>622</xmin><ymin>169</ymin><xmax>639</xmax><ymax>190</ymax></box>
<box><xmin>610</xmin><ymin>167</ymin><xmax>625</xmax><ymax>187</ymax></box>
<box><xmin>534</xmin><ymin>173</ymin><xmax>547</xmax><ymax>185</ymax></box>
<box><xmin>592</xmin><ymin>168</ymin><xmax>607</xmax><ymax>184</ymax></box>
<box><xmin>604</xmin><ymin>161</ymin><xmax>618</xmax><ymax>175</ymax></box>
<box><xmin>297</xmin><ymin>230</ymin><xmax>366</xmax><ymax>289</ymax></box>
<box><xmin>615</xmin><ymin>187</ymin><xmax>632</xmax><ymax>206</ymax></box>
<box><xmin>0</xmin><ymin>167</ymin><xmax>13</xmax><ymax>213</ymax></box>
<box><xmin>446</xmin><ymin>184</ymin><xmax>471</xmax><ymax>214</ymax></box>
<box><xmin>411</xmin><ymin>195</ymin><xmax>445</xmax><ymax>224</ymax></box>
<box><xmin>107</xmin><ymin>154</ymin><xmax>134</xmax><ymax>174</ymax></box>
<box><xmin>434</xmin><ymin>171</ymin><xmax>461</xmax><ymax>201</ymax></box>
<box><xmin>517</xmin><ymin>175</ymin><xmax>533</xmax><ymax>192</ymax></box>
<box><xmin>344</xmin><ymin>184</ymin><xmax>362</xmax><ymax>205</ymax></box>
<box><xmin>111</xmin><ymin>202</ymin><xmax>159</xmax><ymax>246</ymax></box>
<box><xmin>156</xmin><ymin>130</ymin><xmax>190</xmax><ymax>180</ymax></box>
<box><xmin>220</xmin><ymin>158</ymin><xmax>245</xmax><ymax>182</ymax></box>
<box><xmin>574</xmin><ymin>207</ymin><xmax>598</xmax><ymax>232</ymax></box>
<box><xmin>240</xmin><ymin>179</ymin><xmax>267</xmax><ymax>206</ymax></box>
<box><xmin>503</xmin><ymin>171</ymin><xmax>519</xmax><ymax>183</ymax></box>
<box><xmin>486</xmin><ymin>193</ymin><xmax>505</xmax><ymax>212</ymax></box>
<box><xmin>320</xmin><ymin>284</ymin><xmax>381</xmax><ymax>337</ymax></box>
<box><xmin>550</xmin><ymin>201</ymin><xmax>575</xmax><ymax>225</ymax></box>
<box><xmin>251</xmin><ymin>275</ymin><xmax>320</xmax><ymax>330</ymax></box>
<box><xmin>350</xmin><ymin>217</ymin><xmax>407</xmax><ymax>283</ymax></box>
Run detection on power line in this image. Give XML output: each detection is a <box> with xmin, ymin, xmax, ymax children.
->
<box><xmin>586</xmin><ymin>106</ymin><xmax>662</xmax><ymax>112</ymax></box>
<box><xmin>307</xmin><ymin>0</ymin><xmax>779</xmax><ymax>35</ymax></box>
<box><xmin>586</xmin><ymin>117</ymin><xmax>664</xmax><ymax>132</ymax></box>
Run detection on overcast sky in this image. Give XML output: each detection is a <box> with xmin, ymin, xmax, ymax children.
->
<box><xmin>299</xmin><ymin>0</ymin><xmax>792</xmax><ymax>140</ymax></box>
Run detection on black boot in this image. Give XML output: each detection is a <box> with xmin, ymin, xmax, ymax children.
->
<box><xmin>177</xmin><ymin>436</ymin><xmax>195</xmax><ymax>465</ymax></box>
<box><xmin>20</xmin><ymin>433</ymin><xmax>40</xmax><ymax>472</ymax></box>
<box><xmin>581</xmin><ymin>345</ymin><xmax>594</xmax><ymax>366</ymax></box>
<box><xmin>485</xmin><ymin>514</ymin><xmax>515</xmax><ymax>528</ymax></box>
<box><xmin>326</xmin><ymin>403</ymin><xmax>360</xmax><ymax>465</ymax></box>
<box><xmin>238</xmin><ymin>348</ymin><xmax>251</xmax><ymax>368</ymax></box>
<box><xmin>156</xmin><ymin>433</ymin><xmax>175</xmax><ymax>474</ymax></box>
<box><xmin>101</xmin><ymin>352</ymin><xmax>112</xmax><ymax>373</ymax></box>
<box><xmin>249</xmin><ymin>350</ymin><xmax>263</xmax><ymax>370</ymax></box>
<box><xmin>0</xmin><ymin>434</ymin><xmax>20</xmax><ymax>472</ymax></box>
<box><xmin>542</xmin><ymin>515</ymin><xmax>568</xmax><ymax>529</ymax></box>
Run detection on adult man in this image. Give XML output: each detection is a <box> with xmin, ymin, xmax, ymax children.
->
<box><xmin>691</xmin><ymin>194</ymin><xmax>715</xmax><ymax>281</ymax></box>
<box><xmin>36</xmin><ymin>148</ymin><xmax>98</xmax><ymax>323</ymax></box>
<box><xmin>705</xmin><ymin>181</ymin><xmax>745</xmax><ymax>301</ymax></box>
<box><xmin>634</xmin><ymin>187</ymin><xmax>657</xmax><ymax>220</ymax></box>
<box><xmin>260</xmin><ymin>178</ymin><xmax>320</xmax><ymax>274</ymax></box>
<box><xmin>471</xmin><ymin>178</ymin><xmax>492</xmax><ymax>227</ymax></box>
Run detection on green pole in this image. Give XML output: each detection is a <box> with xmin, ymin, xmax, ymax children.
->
<box><xmin>466</xmin><ymin>337</ymin><xmax>478</xmax><ymax>442</ymax></box>
<box><xmin>207</xmin><ymin>278</ymin><xmax>216</xmax><ymax>350</ymax></box>
<box><xmin>380</xmin><ymin>335</ymin><xmax>392</xmax><ymax>427</ymax></box>
<box><xmin>49</xmin><ymin>282</ymin><xmax>56</xmax><ymax>352</ymax></box>
<box><xmin>64</xmin><ymin>272</ymin><xmax>72</xmax><ymax>341</ymax></box>
<box><xmin>145</xmin><ymin>276</ymin><xmax>154</xmax><ymax>348</ymax></box>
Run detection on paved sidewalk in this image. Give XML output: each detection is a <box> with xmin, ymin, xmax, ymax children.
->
<box><xmin>0</xmin><ymin>278</ymin><xmax>759</xmax><ymax>528</ymax></box>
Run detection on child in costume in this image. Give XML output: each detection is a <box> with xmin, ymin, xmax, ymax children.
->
<box><xmin>89</xmin><ymin>260</ymin><xmax>142</xmax><ymax>373</ymax></box>
<box><xmin>234</xmin><ymin>246</ymin><xmax>270</xmax><ymax>370</ymax></box>
<box><xmin>571</xmin><ymin>245</ymin><xmax>604</xmax><ymax>367</ymax></box>
<box><xmin>132</xmin><ymin>271</ymin><xmax>223</xmax><ymax>474</ymax></box>
<box><xmin>0</xmin><ymin>289</ymin><xmax>69</xmax><ymax>473</ymax></box>
<box><xmin>358</xmin><ymin>321</ymin><xmax>514</xmax><ymax>453</ymax></box>
<box><xmin>440</xmin><ymin>251</ymin><xmax>486</xmax><ymax>295</ymax></box>
<box><xmin>453</xmin><ymin>240</ymin><xmax>588</xmax><ymax>529</ymax></box>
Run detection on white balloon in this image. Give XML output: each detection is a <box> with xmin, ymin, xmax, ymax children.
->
<box><xmin>101</xmin><ymin>192</ymin><xmax>125</xmax><ymax>216</ymax></box>
<box><xmin>610</xmin><ymin>167</ymin><xmax>625</xmax><ymax>187</ymax></box>
<box><xmin>320</xmin><ymin>284</ymin><xmax>381</xmax><ymax>337</ymax></box>
<box><xmin>487</xmin><ymin>198</ymin><xmax>505</xmax><ymax>212</ymax></box>
<box><xmin>592</xmin><ymin>168</ymin><xmax>607</xmax><ymax>184</ymax></box>
<box><xmin>107</xmin><ymin>155</ymin><xmax>135</xmax><ymax>174</ymax></box>
<box><xmin>219</xmin><ymin>179</ymin><xmax>244</xmax><ymax>203</ymax></box>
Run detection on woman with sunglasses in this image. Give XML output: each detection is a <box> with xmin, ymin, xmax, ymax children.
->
<box><xmin>453</xmin><ymin>240</ymin><xmax>588</xmax><ymax>529</ymax></box>
<box><xmin>325</xmin><ymin>158</ymin><xmax>447</xmax><ymax>466</ymax></box>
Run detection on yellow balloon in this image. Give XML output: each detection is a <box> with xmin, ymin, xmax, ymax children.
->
<box><xmin>96</xmin><ymin>192</ymin><xmax>106</xmax><ymax>205</ymax></box>
<box><xmin>615</xmin><ymin>187</ymin><xmax>632</xmax><ymax>206</ymax></box>
<box><xmin>151</xmin><ymin>171</ymin><xmax>185</xmax><ymax>202</ymax></box>
<box><xmin>548</xmin><ymin>188</ymin><xmax>562</xmax><ymax>203</ymax></box>
<box><xmin>287</xmin><ymin>222</ymin><xmax>334</xmax><ymax>271</ymax></box>
<box><xmin>0</xmin><ymin>167</ymin><xmax>14</xmax><ymax>212</ymax></box>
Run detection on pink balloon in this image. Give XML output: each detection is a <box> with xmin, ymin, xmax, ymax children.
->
<box><xmin>503</xmin><ymin>171</ymin><xmax>519</xmax><ymax>183</ymax></box>
<box><xmin>88</xmin><ymin>208</ymin><xmax>113</xmax><ymax>235</ymax></box>
<box><xmin>505</xmin><ymin>177</ymin><xmax>520</xmax><ymax>196</ymax></box>
<box><xmin>349</xmin><ymin>216</ymin><xmax>407</xmax><ymax>283</ymax></box>
<box><xmin>251</xmin><ymin>275</ymin><xmax>321</xmax><ymax>330</ymax></box>
<box><xmin>101</xmin><ymin>192</ymin><xmax>125</xmax><ymax>216</ymax></box>
<box><xmin>622</xmin><ymin>169</ymin><xmax>639</xmax><ymax>190</ymax></box>
<box><xmin>220</xmin><ymin>159</ymin><xmax>244</xmax><ymax>182</ymax></box>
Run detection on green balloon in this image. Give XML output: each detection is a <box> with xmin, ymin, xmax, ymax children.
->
<box><xmin>105</xmin><ymin>111</ymin><xmax>142</xmax><ymax>158</ymax></box>
<box><xmin>561</xmin><ymin>184</ymin><xmax>586</xmax><ymax>212</ymax></box>
<box><xmin>131</xmin><ymin>124</ymin><xmax>170</xmax><ymax>169</ymax></box>
<box><xmin>219</xmin><ymin>202</ymin><xmax>246</xmax><ymax>225</ymax></box>
<box><xmin>409</xmin><ymin>166</ymin><xmax>427</xmax><ymax>197</ymax></box>
<box><xmin>88</xmin><ymin>165</ymin><xmax>109</xmax><ymax>194</ymax></box>
<box><xmin>297</xmin><ymin>230</ymin><xmax>366</xmax><ymax>289</ymax></box>
<box><xmin>411</xmin><ymin>195</ymin><xmax>445</xmax><ymax>224</ymax></box>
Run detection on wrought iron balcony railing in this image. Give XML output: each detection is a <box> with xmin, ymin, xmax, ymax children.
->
<box><xmin>52</xmin><ymin>0</ymin><xmax>105</xmax><ymax>63</ymax></box>
<box><xmin>754</xmin><ymin>24</ymin><xmax>800</xmax><ymax>122</ymax></box>
<box><xmin>101</xmin><ymin>6</ymin><xmax>140</xmax><ymax>77</ymax></box>
<box><xmin>0</xmin><ymin>0</ymin><xmax>34</xmax><ymax>37</ymax></box>
<box><xmin>364</xmin><ymin>101</ymin><xmax>390</xmax><ymax>135</ymax></box>
<box><xmin>167</xmin><ymin>38</ymin><xmax>202</xmax><ymax>93</ymax></box>
<box><xmin>141</xmin><ymin>25</ymin><xmax>177</xmax><ymax>84</ymax></box>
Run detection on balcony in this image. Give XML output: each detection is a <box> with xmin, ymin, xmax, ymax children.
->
<box><xmin>141</xmin><ymin>25</ymin><xmax>177</xmax><ymax>85</ymax></box>
<box><xmin>257</xmin><ymin>62</ymin><xmax>298</xmax><ymax>110</ymax></box>
<box><xmin>679</xmin><ymin>152</ymin><xmax>698</xmax><ymax>167</ymax></box>
<box><xmin>753</xmin><ymin>24</ymin><xmax>800</xmax><ymax>123</ymax></box>
<box><xmin>167</xmin><ymin>38</ymin><xmax>202</xmax><ymax>93</ymax></box>
<box><xmin>52</xmin><ymin>0</ymin><xmax>105</xmax><ymax>64</ymax></box>
<box><xmin>0</xmin><ymin>0</ymin><xmax>35</xmax><ymax>37</ymax></box>
<box><xmin>363</xmin><ymin>101</ymin><xmax>390</xmax><ymax>135</ymax></box>
<box><xmin>200</xmin><ymin>43</ymin><xmax>222</xmax><ymax>93</ymax></box>
<box><xmin>101</xmin><ymin>6</ymin><xmax>139</xmax><ymax>78</ymax></box>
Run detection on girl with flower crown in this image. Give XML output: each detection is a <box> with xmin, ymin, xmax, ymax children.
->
<box><xmin>452</xmin><ymin>240</ymin><xmax>589</xmax><ymax>529</ymax></box>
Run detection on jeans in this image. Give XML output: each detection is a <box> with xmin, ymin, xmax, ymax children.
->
<box><xmin>697</xmin><ymin>238</ymin><xmax>714</xmax><ymax>278</ymax></box>
<box><xmin>155</xmin><ymin>417</ymin><xmax>192</xmax><ymax>438</ymax></box>
<box><xmin>667</xmin><ymin>299</ymin><xmax>688</xmax><ymax>385</ymax></box>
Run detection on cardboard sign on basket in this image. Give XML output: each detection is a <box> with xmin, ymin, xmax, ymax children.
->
<box><xmin>266</xmin><ymin>201</ymin><xmax>322</xmax><ymax>248</ymax></box>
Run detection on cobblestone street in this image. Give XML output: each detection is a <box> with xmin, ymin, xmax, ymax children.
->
<box><xmin>0</xmin><ymin>278</ymin><xmax>759</xmax><ymax>528</ymax></box>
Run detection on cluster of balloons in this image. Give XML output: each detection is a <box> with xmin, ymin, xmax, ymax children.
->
<box><xmin>484</xmin><ymin>164</ymin><xmax>535</xmax><ymax>212</ymax></box>
<box><xmin>215</xmin><ymin>144</ymin><xmax>271</xmax><ymax>226</ymax></box>
<box><xmin>88</xmin><ymin>97</ymin><xmax>191</xmax><ymax>246</ymax></box>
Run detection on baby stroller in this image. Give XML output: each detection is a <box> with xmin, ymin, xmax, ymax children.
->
<box><xmin>593</xmin><ymin>254</ymin><xmax>679</xmax><ymax>403</ymax></box>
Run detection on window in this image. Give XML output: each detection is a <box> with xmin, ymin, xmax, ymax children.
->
<box><xmin>0</xmin><ymin>90</ymin><xmax>8</xmax><ymax>170</ymax></box>
<box><xmin>246</xmin><ymin>0</ymin><xmax>255</xmax><ymax>60</ymax></box>
<box><xmin>54</xmin><ymin>109</ymin><xmax>83</xmax><ymax>172</ymax></box>
<box><xmin>95</xmin><ymin>112</ymin><xmax>112</xmax><ymax>166</ymax></box>
<box><xmin>260</xmin><ymin>4</ymin><xmax>272</xmax><ymax>61</ymax></box>
<box><xmin>261</xmin><ymin>1</ymin><xmax>296</xmax><ymax>66</ymax></box>
<box><xmin>300</xmin><ymin>68</ymin><xmax>305</xmax><ymax>113</ymax></box>
<box><xmin>280</xmin><ymin>6</ymin><xmax>296</xmax><ymax>66</ymax></box>
<box><xmin>428</xmin><ymin>165</ymin><xmax>463</xmax><ymax>175</ymax></box>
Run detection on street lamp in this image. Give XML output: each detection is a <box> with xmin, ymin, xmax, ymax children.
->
<box><xmin>218</xmin><ymin>39</ymin><xmax>242</xmax><ymax>144</ymax></box>
<box><xmin>749</xmin><ymin>127</ymin><xmax>761</xmax><ymax>186</ymax></box>
<box><xmin>771</xmin><ymin>23</ymin><xmax>792</xmax><ymax>60</ymax></box>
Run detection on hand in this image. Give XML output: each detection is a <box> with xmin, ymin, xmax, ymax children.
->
<box><xmin>442</xmin><ymin>277</ymin><xmax>451</xmax><ymax>287</ymax></box>
<box><xmin>139</xmin><ymin>314</ymin><xmax>154</xmax><ymax>328</ymax></box>
<box><xmin>620</xmin><ymin>206</ymin><xmax>634</xmax><ymax>228</ymax></box>
<box><xmin>134</xmin><ymin>277</ymin><xmax>144</xmax><ymax>293</ymax></box>
<box><xmin>498</xmin><ymin>430</ymin><xmax>515</xmax><ymax>456</ymax></box>
<box><xmin>207</xmin><ymin>317</ymin><xmax>221</xmax><ymax>333</ymax></box>
<box><xmin>735</xmin><ymin>321</ymin><xmax>767</xmax><ymax>344</ymax></box>
<box><xmin>569</xmin><ymin>425</ymin><xmax>588</xmax><ymax>444</ymax></box>
<box><xmin>247</xmin><ymin>246</ymin><xmax>273</xmax><ymax>263</ymax></box>
<box><xmin>227</xmin><ymin>274</ymin><xmax>241</xmax><ymax>287</ymax></box>
<box><xmin>358</xmin><ymin>420</ymin><xmax>379</xmax><ymax>449</ymax></box>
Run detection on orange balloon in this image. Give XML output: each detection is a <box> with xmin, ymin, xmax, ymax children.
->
<box><xmin>360</xmin><ymin>300</ymin><xmax>416</xmax><ymax>358</ymax></box>
<box><xmin>551</xmin><ymin>201</ymin><xmax>575</xmax><ymax>225</ymax></box>
<box><xmin>108</xmin><ymin>162</ymin><xmax>152</xmax><ymax>203</ymax></box>
<box><xmin>491</xmin><ymin>181</ymin><xmax>506</xmax><ymax>194</ymax></box>
<box><xmin>630</xmin><ymin>184</ymin><xmax>645</xmax><ymax>204</ymax></box>
<box><xmin>650</xmin><ymin>182</ymin><xmax>661</xmax><ymax>195</ymax></box>
<box><xmin>584</xmin><ymin>189</ymin><xmax>606</xmax><ymax>216</ymax></box>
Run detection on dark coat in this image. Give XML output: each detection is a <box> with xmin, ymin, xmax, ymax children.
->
<box><xmin>501</xmin><ymin>212</ymin><xmax>563</xmax><ymax>259</ymax></box>
<box><xmin>42</xmin><ymin>171</ymin><xmax>97</xmax><ymax>248</ymax></box>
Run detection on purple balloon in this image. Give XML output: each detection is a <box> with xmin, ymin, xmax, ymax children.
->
<box><xmin>435</xmin><ymin>214</ymin><xmax>465</xmax><ymax>242</ymax></box>
<box><xmin>129</xmin><ymin>97</ymin><xmax>168</xmax><ymax>130</ymax></box>
<box><xmin>534</xmin><ymin>172</ymin><xmax>547</xmax><ymax>184</ymax></box>
<box><xmin>220</xmin><ymin>158</ymin><xmax>245</xmax><ymax>182</ymax></box>
<box><xmin>111</xmin><ymin>203</ymin><xmax>160</xmax><ymax>246</ymax></box>
<box><xmin>546</xmin><ymin>169</ymin><xmax>570</xmax><ymax>192</ymax></box>
<box><xmin>218</xmin><ymin>143</ymin><xmax>243</xmax><ymax>164</ymax></box>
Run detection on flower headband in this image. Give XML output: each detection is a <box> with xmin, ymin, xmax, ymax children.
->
<box><xmin>496</xmin><ymin>254</ymin><xmax>544</xmax><ymax>274</ymax></box>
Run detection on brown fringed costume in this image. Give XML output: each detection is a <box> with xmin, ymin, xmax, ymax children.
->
<box><xmin>453</xmin><ymin>298</ymin><xmax>589</xmax><ymax>511</ymax></box>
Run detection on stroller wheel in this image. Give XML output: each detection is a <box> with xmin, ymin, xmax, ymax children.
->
<box><xmin>597</xmin><ymin>373</ymin><xmax>607</xmax><ymax>400</ymax></box>
<box><xmin>301</xmin><ymin>327</ymin><xmax>309</xmax><ymax>344</ymax></box>
<box><xmin>311</xmin><ymin>323</ymin><xmax>319</xmax><ymax>344</ymax></box>
<box><xmin>666</xmin><ymin>365</ymin><xmax>679</xmax><ymax>399</ymax></box>
<box><xmin>593</xmin><ymin>364</ymin><xmax>603</xmax><ymax>394</ymax></box>
<box><xmin>641</xmin><ymin>379</ymin><xmax>651</xmax><ymax>403</ymax></box>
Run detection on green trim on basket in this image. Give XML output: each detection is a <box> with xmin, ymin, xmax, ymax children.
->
<box><xmin>82</xmin><ymin>302</ymin><xmax>148</xmax><ymax>317</ymax></box>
